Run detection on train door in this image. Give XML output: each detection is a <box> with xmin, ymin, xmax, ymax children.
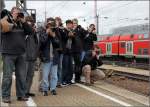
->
<box><xmin>126</xmin><ymin>41</ymin><xmax>133</xmax><ymax>55</ymax></box>
<box><xmin>106</xmin><ymin>43</ymin><xmax>112</xmax><ymax>55</ymax></box>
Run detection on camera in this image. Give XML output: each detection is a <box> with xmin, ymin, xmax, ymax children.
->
<box><xmin>17</xmin><ymin>12</ymin><xmax>24</xmax><ymax>18</ymax></box>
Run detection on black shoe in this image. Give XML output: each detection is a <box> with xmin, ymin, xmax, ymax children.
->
<box><xmin>17</xmin><ymin>97</ymin><xmax>28</xmax><ymax>101</ymax></box>
<box><xmin>67</xmin><ymin>81</ymin><xmax>75</xmax><ymax>85</ymax></box>
<box><xmin>43</xmin><ymin>91</ymin><xmax>48</xmax><ymax>96</ymax></box>
<box><xmin>61</xmin><ymin>82</ymin><xmax>68</xmax><ymax>86</ymax></box>
<box><xmin>75</xmin><ymin>80</ymin><xmax>83</xmax><ymax>83</ymax></box>
<box><xmin>2</xmin><ymin>98</ymin><xmax>11</xmax><ymax>103</ymax></box>
<box><xmin>57</xmin><ymin>84</ymin><xmax>62</xmax><ymax>88</ymax></box>
<box><xmin>51</xmin><ymin>90</ymin><xmax>57</xmax><ymax>95</ymax></box>
<box><xmin>26</xmin><ymin>93</ymin><xmax>35</xmax><ymax>97</ymax></box>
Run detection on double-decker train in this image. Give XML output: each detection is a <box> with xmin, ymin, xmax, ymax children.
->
<box><xmin>95</xmin><ymin>33</ymin><xmax>150</xmax><ymax>63</ymax></box>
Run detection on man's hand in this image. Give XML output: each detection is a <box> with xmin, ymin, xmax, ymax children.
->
<box><xmin>46</xmin><ymin>28</ymin><xmax>55</xmax><ymax>37</ymax></box>
<box><xmin>20</xmin><ymin>18</ymin><xmax>25</xmax><ymax>23</ymax></box>
<box><xmin>68</xmin><ymin>31</ymin><xmax>74</xmax><ymax>37</ymax></box>
<box><xmin>0</xmin><ymin>16</ymin><xmax>13</xmax><ymax>33</ymax></box>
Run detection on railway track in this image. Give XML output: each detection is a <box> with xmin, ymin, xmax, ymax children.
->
<box><xmin>102</xmin><ymin>60</ymin><xmax>149</xmax><ymax>70</ymax></box>
<box><xmin>111</xmin><ymin>71</ymin><xmax>149</xmax><ymax>81</ymax></box>
<box><xmin>98</xmin><ymin>64</ymin><xmax>149</xmax><ymax>81</ymax></box>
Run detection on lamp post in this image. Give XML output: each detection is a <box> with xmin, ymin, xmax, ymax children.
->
<box><xmin>94</xmin><ymin>0</ymin><xmax>99</xmax><ymax>34</ymax></box>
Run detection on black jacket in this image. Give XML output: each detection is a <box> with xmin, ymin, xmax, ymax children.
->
<box><xmin>62</xmin><ymin>29</ymin><xmax>76</xmax><ymax>55</ymax></box>
<box><xmin>73</xmin><ymin>25</ymin><xmax>87</xmax><ymax>53</ymax></box>
<box><xmin>39</xmin><ymin>30</ymin><xmax>60</xmax><ymax>65</ymax></box>
<box><xmin>55</xmin><ymin>27</ymin><xmax>67</xmax><ymax>54</ymax></box>
<box><xmin>0</xmin><ymin>21</ymin><xmax>32</xmax><ymax>55</ymax></box>
<box><xmin>25</xmin><ymin>31</ymin><xmax>39</xmax><ymax>61</ymax></box>
<box><xmin>82</xmin><ymin>51</ymin><xmax>103</xmax><ymax>70</ymax></box>
<box><xmin>83</xmin><ymin>32</ymin><xmax>97</xmax><ymax>51</ymax></box>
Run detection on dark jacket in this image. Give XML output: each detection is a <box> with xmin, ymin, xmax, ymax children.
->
<box><xmin>39</xmin><ymin>30</ymin><xmax>60</xmax><ymax>65</ymax></box>
<box><xmin>0</xmin><ymin>21</ymin><xmax>32</xmax><ymax>55</ymax></box>
<box><xmin>83</xmin><ymin>32</ymin><xmax>97</xmax><ymax>51</ymax></box>
<box><xmin>82</xmin><ymin>51</ymin><xmax>103</xmax><ymax>70</ymax></box>
<box><xmin>73</xmin><ymin>25</ymin><xmax>87</xmax><ymax>53</ymax></box>
<box><xmin>25</xmin><ymin>31</ymin><xmax>39</xmax><ymax>61</ymax></box>
<box><xmin>55</xmin><ymin>27</ymin><xmax>67</xmax><ymax>54</ymax></box>
<box><xmin>62</xmin><ymin>29</ymin><xmax>76</xmax><ymax>55</ymax></box>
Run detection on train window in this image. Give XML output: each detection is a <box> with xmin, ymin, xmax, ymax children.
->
<box><xmin>129</xmin><ymin>43</ymin><xmax>132</xmax><ymax>52</ymax></box>
<box><xmin>143</xmin><ymin>49</ymin><xmax>149</xmax><ymax>55</ymax></box>
<box><xmin>106</xmin><ymin>43</ymin><xmax>112</xmax><ymax>54</ymax></box>
<box><xmin>144</xmin><ymin>34</ymin><xmax>149</xmax><ymax>38</ymax></box>
<box><xmin>138</xmin><ymin>49</ymin><xmax>142</xmax><ymax>55</ymax></box>
<box><xmin>126</xmin><ymin>42</ymin><xmax>133</xmax><ymax>54</ymax></box>
<box><xmin>121</xmin><ymin>42</ymin><xmax>125</xmax><ymax>48</ymax></box>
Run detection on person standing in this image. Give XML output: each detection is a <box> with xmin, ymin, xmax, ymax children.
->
<box><xmin>40</xmin><ymin>17</ymin><xmax>60</xmax><ymax>96</ymax></box>
<box><xmin>0</xmin><ymin>7</ymin><xmax>32</xmax><ymax>103</ymax></box>
<box><xmin>25</xmin><ymin>16</ymin><xmax>39</xmax><ymax>97</ymax></box>
<box><xmin>72</xmin><ymin>18</ymin><xmax>87</xmax><ymax>83</ymax></box>
<box><xmin>62</xmin><ymin>20</ymin><xmax>75</xmax><ymax>85</ymax></box>
<box><xmin>55</xmin><ymin>17</ymin><xmax>66</xmax><ymax>87</ymax></box>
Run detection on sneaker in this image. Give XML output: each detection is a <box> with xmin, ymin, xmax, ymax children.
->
<box><xmin>51</xmin><ymin>90</ymin><xmax>57</xmax><ymax>95</ymax></box>
<box><xmin>17</xmin><ymin>97</ymin><xmax>28</xmax><ymax>101</ymax></box>
<box><xmin>43</xmin><ymin>91</ymin><xmax>48</xmax><ymax>96</ymax></box>
<box><xmin>2</xmin><ymin>98</ymin><xmax>11</xmax><ymax>103</ymax></box>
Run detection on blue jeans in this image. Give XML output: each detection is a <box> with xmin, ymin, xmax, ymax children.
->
<box><xmin>81</xmin><ymin>51</ymin><xmax>86</xmax><ymax>62</ymax></box>
<box><xmin>57</xmin><ymin>54</ymin><xmax>63</xmax><ymax>84</ymax></box>
<box><xmin>41</xmin><ymin>61</ymin><xmax>58</xmax><ymax>91</ymax></box>
<box><xmin>2</xmin><ymin>54</ymin><xmax>27</xmax><ymax>99</ymax></box>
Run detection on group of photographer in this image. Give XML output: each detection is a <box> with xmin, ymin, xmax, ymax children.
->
<box><xmin>0</xmin><ymin>6</ymin><xmax>105</xmax><ymax>103</ymax></box>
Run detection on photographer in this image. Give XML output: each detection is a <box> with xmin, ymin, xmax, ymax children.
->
<box><xmin>55</xmin><ymin>17</ymin><xmax>66</xmax><ymax>87</ymax></box>
<box><xmin>82</xmin><ymin>24</ymin><xmax>97</xmax><ymax>61</ymax></box>
<box><xmin>81</xmin><ymin>46</ymin><xmax>105</xmax><ymax>86</ymax></box>
<box><xmin>40</xmin><ymin>17</ymin><xmax>60</xmax><ymax>96</ymax></box>
<box><xmin>25</xmin><ymin>16</ymin><xmax>38</xmax><ymax>98</ymax></box>
<box><xmin>72</xmin><ymin>18</ymin><xmax>87</xmax><ymax>83</ymax></box>
<box><xmin>0</xmin><ymin>7</ymin><xmax>32</xmax><ymax>103</ymax></box>
<box><xmin>62</xmin><ymin>20</ymin><xmax>76</xmax><ymax>85</ymax></box>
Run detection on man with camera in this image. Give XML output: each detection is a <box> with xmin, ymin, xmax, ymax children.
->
<box><xmin>0</xmin><ymin>7</ymin><xmax>32</xmax><ymax>103</ymax></box>
<box><xmin>55</xmin><ymin>17</ymin><xmax>66</xmax><ymax>87</ymax></box>
<box><xmin>25</xmin><ymin>16</ymin><xmax>38</xmax><ymax>98</ymax></box>
<box><xmin>72</xmin><ymin>18</ymin><xmax>87</xmax><ymax>83</ymax></box>
<box><xmin>81</xmin><ymin>46</ymin><xmax>105</xmax><ymax>86</ymax></box>
<box><xmin>82</xmin><ymin>24</ymin><xmax>97</xmax><ymax>60</ymax></box>
<box><xmin>62</xmin><ymin>20</ymin><xmax>76</xmax><ymax>85</ymax></box>
<box><xmin>39</xmin><ymin>17</ymin><xmax>60</xmax><ymax>96</ymax></box>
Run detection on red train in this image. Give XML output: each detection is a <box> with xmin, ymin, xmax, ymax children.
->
<box><xmin>95</xmin><ymin>33</ymin><xmax>150</xmax><ymax>63</ymax></box>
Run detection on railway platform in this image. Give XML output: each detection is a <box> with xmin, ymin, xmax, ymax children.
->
<box><xmin>1</xmin><ymin>72</ymin><xmax>149</xmax><ymax>107</ymax></box>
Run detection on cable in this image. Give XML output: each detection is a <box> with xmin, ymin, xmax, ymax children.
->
<box><xmin>51</xmin><ymin>1</ymin><xmax>70</xmax><ymax>16</ymax></box>
<box><xmin>98</xmin><ymin>1</ymin><xmax>137</xmax><ymax>14</ymax></box>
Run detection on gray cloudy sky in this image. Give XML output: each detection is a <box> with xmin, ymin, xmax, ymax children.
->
<box><xmin>5</xmin><ymin>0</ymin><xmax>149</xmax><ymax>34</ymax></box>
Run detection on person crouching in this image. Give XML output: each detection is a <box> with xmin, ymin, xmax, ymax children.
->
<box><xmin>81</xmin><ymin>47</ymin><xmax>105</xmax><ymax>86</ymax></box>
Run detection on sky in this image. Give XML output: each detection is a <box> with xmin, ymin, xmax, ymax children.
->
<box><xmin>4</xmin><ymin>0</ymin><xmax>149</xmax><ymax>34</ymax></box>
